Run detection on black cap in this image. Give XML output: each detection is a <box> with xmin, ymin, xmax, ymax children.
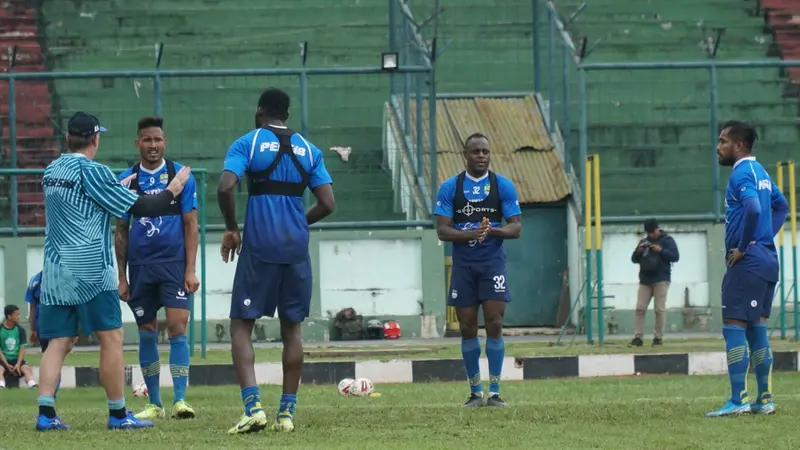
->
<box><xmin>67</xmin><ymin>111</ymin><xmax>107</xmax><ymax>138</ymax></box>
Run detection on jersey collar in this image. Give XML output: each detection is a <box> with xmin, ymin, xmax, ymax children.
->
<box><xmin>138</xmin><ymin>160</ymin><xmax>166</xmax><ymax>175</ymax></box>
<box><xmin>733</xmin><ymin>156</ymin><xmax>756</xmax><ymax>169</ymax></box>
<box><xmin>465</xmin><ymin>171</ymin><xmax>489</xmax><ymax>183</ymax></box>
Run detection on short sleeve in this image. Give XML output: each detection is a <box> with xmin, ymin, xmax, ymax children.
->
<box><xmin>18</xmin><ymin>327</ymin><xmax>27</xmax><ymax>346</ymax></box>
<box><xmin>181</xmin><ymin>173</ymin><xmax>198</xmax><ymax>214</ymax></box>
<box><xmin>83</xmin><ymin>163</ymin><xmax>139</xmax><ymax>218</ymax></box>
<box><xmin>434</xmin><ymin>179</ymin><xmax>455</xmax><ymax>217</ymax></box>
<box><xmin>223</xmin><ymin>136</ymin><xmax>252</xmax><ymax>180</ymax></box>
<box><xmin>309</xmin><ymin>146</ymin><xmax>333</xmax><ymax>189</ymax></box>
<box><xmin>498</xmin><ymin>177</ymin><xmax>522</xmax><ymax>218</ymax></box>
<box><xmin>117</xmin><ymin>168</ymin><xmax>134</xmax><ymax>220</ymax></box>
<box><xmin>733</xmin><ymin>169</ymin><xmax>758</xmax><ymax>202</ymax></box>
<box><xmin>24</xmin><ymin>273</ymin><xmax>40</xmax><ymax>304</ymax></box>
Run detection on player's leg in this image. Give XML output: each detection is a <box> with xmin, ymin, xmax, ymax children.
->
<box><xmin>270</xmin><ymin>259</ymin><xmax>313</xmax><ymax>433</ymax></box>
<box><xmin>21</xmin><ymin>362</ymin><xmax>37</xmax><ymax>388</ymax></box>
<box><xmin>0</xmin><ymin>364</ymin><xmax>5</xmax><ymax>389</ymax></box>
<box><xmin>631</xmin><ymin>284</ymin><xmax>653</xmax><ymax>347</ymax></box>
<box><xmin>227</xmin><ymin>250</ymin><xmax>274</xmax><ymax>434</ymax></box>
<box><xmin>747</xmin><ymin>280</ymin><xmax>777</xmax><ymax>414</ymax></box>
<box><xmin>707</xmin><ymin>269</ymin><xmax>758</xmax><ymax>417</ymax></box>
<box><xmin>478</xmin><ymin>266</ymin><xmax>510</xmax><ymax>407</ymax></box>
<box><xmin>159</xmin><ymin>261</ymin><xmax>194</xmax><ymax>419</ymax></box>
<box><xmin>40</xmin><ymin>339</ymin><xmax>60</xmax><ymax>397</ymax></box>
<box><xmin>450</xmin><ymin>265</ymin><xmax>483</xmax><ymax>406</ymax></box>
<box><xmin>35</xmin><ymin>304</ymin><xmax>77</xmax><ymax>430</ymax></box>
<box><xmin>127</xmin><ymin>265</ymin><xmax>166</xmax><ymax>419</ymax></box>
<box><xmin>84</xmin><ymin>291</ymin><xmax>153</xmax><ymax>429</ymax></box>
<box><xmin>652</xmin><ymin>282</ymin><xmax>669</xmax><ymax>346</ymax></box>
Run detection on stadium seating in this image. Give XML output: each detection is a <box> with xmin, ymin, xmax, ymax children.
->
<box><xmin>30</xmin><ymin>0</ymin><xmax>405</xmax><ymax>224</ymax></box>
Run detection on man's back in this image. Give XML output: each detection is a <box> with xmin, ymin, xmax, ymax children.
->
<box><xmin>42</xmin><ymin>154</ymin><xmax>138</xmax><ymax>305</ymax></box>
<box><xmin>223</xmin><ymin>126</ymin><xmax>332</xmax><ymax>264</ymax></box>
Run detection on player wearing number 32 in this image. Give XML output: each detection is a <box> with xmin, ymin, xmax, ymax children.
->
<box><xmin>433</xmin><ymin>133</ymin><xmax>522</xmax><ymax>408</ymax></box>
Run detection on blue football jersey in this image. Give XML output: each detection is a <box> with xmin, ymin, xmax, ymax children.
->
<box><xmin>223</xmin><ymin>126</ymin><xmax>333</xmax><ymax>264</ymax></box>
<box><xmin>434</xmin><ymin>171</ymin><xmax>521</xmax><ymax>266</ymax></box>
<box><xmin>118</xmin><ymin>160</ymin><xmax>197</xmax><ymax>266</ymax></box>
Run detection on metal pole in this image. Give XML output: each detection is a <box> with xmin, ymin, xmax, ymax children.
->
<box><xmin>154</xmin><ymin>43</ymin><xmax>164</xmax><ymax>116</ymax></box>
<box><xmin>415</xmin><ymin>72</ymin><xmax>424</xmax><ymax>182</ymax></box>
<box><xmin>777</xmin><ymin>162</ymin><xmax>786</xmax><ymax>339</ymax></box>
<box><xmin>709</xmin><ymin>62</ymin><xmax>720</xmax><ymax>220</ymax></box>
<box><xmin>402</xmin><ymin>17</ymin><xmax>410</xmax><ymax>136</ymax></box>
<box><xmin>593</xmin><ymin>155</ymin><xmax>604</xmax><ymax>345</ymax></box>
<box><xmin>578</xmin><ymin>67</ymin><xmax>587</xmax><ymax>192</ymax></box>
<box><xmin>789</xmin><ymin>160</ymin><xmax>798</xmax><ymax>341</ymax></box>
<box><xmin>199</xmin><ymin>171</ymin><xmax>208</xmax><ymax>358</ymax></box>
<box><xmin>584</xmin><ymin>156</ymin><xmax>593</xmax><ymax>344</ymax></box>
<box><xmin>8</xmin><ymin>75</ymin><xmax>18</xmax><ymax>237</ymax></box>
<box><xmin>562</xmin><ymin>40</ymin><xmax>571</xmax><ymax>169</ymax></box>
<box><xmin>389</xmin><ymin>0</ymin><xmax>397</xmax><ymax>98</ymax></box>
<box><xmin>547</xmin><ymin>8</ymin><xmax>555</xmax><ymax>130</ymax></box>
<box><xmin>299</xmin><ymin>73</ymin><xmax>311</xmax><ymax>206</ymax></box>
<box><xmin>533</xmin><ymin>0</ymin><xmax>541</xmax><ymax>92</ymax></box>
<box><xmin>428</xmin><ymin>65</ymin><xmax>438</xmax><ymax>216</ymax></box>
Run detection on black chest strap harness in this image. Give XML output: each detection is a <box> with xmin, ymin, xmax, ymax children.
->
<box><xmin>246</xmin><ymin>125</ymin><xmax>310</xmax><ymax>198</ymax></box>
<box><xmin>452</xmin><ymin>170</ymin><xmax>504</xmax><ymax>224</ymax></box>
<box><xmin>129</xmin><ymin>159</ymin><xmax>182</xmax><ymax>216</ymax></box>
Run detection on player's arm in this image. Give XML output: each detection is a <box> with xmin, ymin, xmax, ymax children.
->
<box><xmin>734</xmin><ymin>173</ymin><xmax>761</xmax><ymax>253</ymax></box>
<box><xmin>218</xmin><ymin>138</ymin><xmax>250</xmax><ymax>231</ymax></box>
<box><xmin>84</xmin><ymin>164</ymin><xmax>177</xmax><ymax>218</ymax></box>
<box><xmin>660</xmin><ymin>236</ymin><xmax>680</xmax><ymax>263</ymax></box>
<box><xmin>114</xmin><ymin>219</ymin><xmax>130</xmax><ymax>279</ymax></box>
<box><xmin>28</xmin><ymin>302</ymin><xmax>37</xmax><ymax>341</ymax></box>
<box><xmin>182</xmin><ymin>175</ymin><xmax>199</xmax><ymax>285</ymax></box>
<box><xmin>306</xmin><ymin>146</ymin><xmax>335</xmax><ymax>225</ymax></box>
<box><xmin>17</xmin><ymin>328</ymin><xmax>26</xmax><ymax>360</ymax></box>
<box><xmin>433</xmin><ymin>181</ymin><xmax>483</xmax><ymax>242</ymax></box>
<box><xmin>771</xmin><ymin>180</ymin><xmax>790</xmax><ymax>236</ymax></box>
<box><xmin>487</xmin><ymin>178</ymin><xmax>522</xmax><ymax>239</ymax></box>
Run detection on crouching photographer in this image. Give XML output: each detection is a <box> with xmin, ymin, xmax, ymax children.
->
<box><xmin>630</xmin><ymin>218</ymin><xmax>679</xmax><ymax>347</ymax></box>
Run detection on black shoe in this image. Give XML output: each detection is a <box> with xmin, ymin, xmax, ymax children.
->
<box><xmin>652</xmin><ymin>338</ymin><xmax>663</xmax><ymax>346</ymax></box>
<box><xmin>463</xmin><ymin>393</ymin><xmax>485</xmax><ymax>407</ymax></box>
<box><xmin>485</xmin><ymin>394</ymin><xmax>507</xmax><ymax>407</ymax></box>
<box><xmin>629</xmin><ymin>337</ymin><xmax>643</xmax><ymax>347</ymax></box>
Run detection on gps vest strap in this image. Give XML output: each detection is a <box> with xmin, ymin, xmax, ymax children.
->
<box><xmin>129</xmin><ymin>159</ymin><xmax>182</xmax><ymax>216</ymax></box>
<box><xmin>452</xmin><ymin>171</ymin><xmax>504</xmax><ymax>224</ymax></box>
<box><xmin>246</xmin><ymin>125</ymin><xmax>310</xmax><ymax>198</ymax></box>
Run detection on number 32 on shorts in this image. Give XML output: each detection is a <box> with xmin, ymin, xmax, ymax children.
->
<box><xmin>493</xmin><ymin>275</ymin><xmax>506</xmax><ymax>293</ymax></box>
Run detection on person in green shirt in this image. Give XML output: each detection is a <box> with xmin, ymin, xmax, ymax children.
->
<box><xmin>0</xmin><ymin>305</ymin><xmax>36</xmax><ymax>388</ymax></box>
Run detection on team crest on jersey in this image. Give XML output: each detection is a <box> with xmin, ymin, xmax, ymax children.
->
<box><xmin>159</xmin><ymin>173</ymin><xmax>169</xmax><ymax>183</ymax></box>
<box><xmin>484</xmin><ymin>184</ymin><xmax>490</xmax><ymax>195</ymax></box>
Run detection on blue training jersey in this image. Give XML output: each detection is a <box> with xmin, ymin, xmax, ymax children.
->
<box><xmin>223</xmin><ymin>126</ymin><xmax>333</xmax><ymax>264</ymax></box>
<box><xmin>118</xmin><ymin>161</ymin><xmax>198</xmax><ymax>265</ymax></box>
<box><xmin>42</xmin><ymin>153</ymin><xmax>139</xmax><ymax>306</ymax></box>
<box><xmin>725</xmin><ymin>156</ymin><xmax>786</xmax><ymax>281</ymax></box>
<box><xmin>24</xmin><ymin>271</ymin><xmax>42</xmax><ymax>328</ymax></box>
<box><xmin>434</xmin><ymin>172</ymin><xmax>521</xmax><ymax>266</ymax></box>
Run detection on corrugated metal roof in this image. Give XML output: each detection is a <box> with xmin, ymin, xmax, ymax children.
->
<box><xmin>403</xmin><ymin>95</ymin><xmax>571</xmax><ymax>204</ymax></box>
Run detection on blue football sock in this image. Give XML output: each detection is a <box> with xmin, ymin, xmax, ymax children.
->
<box><xmin>279</xmin><ymin>393</ymin><xmax>296</xmax><ymax>419</ymax></box>
<box><xmin>169</xmin><ymin>334</ymin><xmax>190</xmax><ymax>403</ymax></box>
<box><xmin>138</xmin><ymin>329</ymin><xmax>162</xmax><ymax>407</ymax></box>
<box><xmin>746</xmin><ymin>323</ymin><xmax>773</xmax><ymax>404</ymax></box>
<box><xmin>723</xmin><ymin>324</ymin><xmax>750</xmax><ymax>405</ymax></box>
<box><xmin>485</xmin><ymin>337</ymin><xmax>505</xmax><ymax>395</ymax></box>
<box><xmin>241</xmin><ymin>386</ymin><xmax>263</xmax><ymax>416</ymax></box>
<box><xmin>461</xmin><ymin>337</ymin><xmax>482</xmax><ymax>394</ymax></box>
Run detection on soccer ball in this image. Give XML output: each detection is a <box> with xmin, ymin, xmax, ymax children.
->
<box><xmin>132</xmin><ymin>381</ymin><xmax>148</xmax><ymax>398</ymax></box>
<box><xmin>350</xmin><ymin>378</ymin><xmax>374</xmax><ymax>397</ymax></box>
<box><xmin>337</xmin><ymin>378</ymin><xmax>355</xmax><ymax>396</ymax></box>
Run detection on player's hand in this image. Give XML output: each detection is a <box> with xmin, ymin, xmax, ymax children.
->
<box><xmin>13</xmin><ymin>363</ymin><xmax>21</xmax><ymax>375</ymax></box>
<box><xmin>727</xmin><ymin>248</ymin><xmax>746</xmax><ymax>267</ymax></box>
<box><xmin>477</xmin><ymin>217</ymin><xmax>491</xmax><ymax>242</ymax></box>
<box><xmin>185</xmin><ymin>271</ymin><xmax>200</xmax><ymax>294</ymax></box>
<box><xmin>120</xmin><ymin>173</ymin><xmax>136</xmax><ymax>188</ymax></box>
<box><xmin>166</xmin><ymin>166</ymin><xmax>192</xmax><ymax>197</ymax></box>
<box><xmin>118</xmin><ymin>276</ymin><xmax>131</xmax><ymax>302</ymax></box>
<box><xmin>650</xmin><ymin>244</ymin><xmax>662</xmax><ymax>252</ymax></box>
<box><xmin>221</xmin><ymin>229</ymin><xmax>242</xmax><ymax>263</ymax></box>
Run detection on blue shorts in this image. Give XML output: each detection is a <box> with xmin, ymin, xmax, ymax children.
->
<box><xmin>38</xmin><ymin>291</ymin><xmax>122</xmax><ymax>339</ymax></box>
<box><xmin>721</xmin><ymin>267</ymin><xmax>776</xmax><ymax>325</ymax></box>
<box><xmin>448</xmin><ymin>264</ymin><xmax>510</xmax><ymax>308</ymax></box>
<box><xmin>128</xmin><ymin>261</ymin><xmax>189</xmax><ymax>326</ymax></box>
<box><xmin>229</xmin><ymin>250</ymin><xmax>312</xmax><ymax>324</ymax></box>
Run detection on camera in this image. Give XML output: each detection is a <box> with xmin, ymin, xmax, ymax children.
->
<box><xmin>639</xmin><ymin>239</ymin><xmax>652</xmax><ymax>248</ymax></box>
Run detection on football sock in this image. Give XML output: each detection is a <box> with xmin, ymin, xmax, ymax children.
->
<box><xmin>723</xmin><ymin>323</ymin><xmax>749</xmax><ymax>405</ymax></box>
<box><xmin>138</xmin><ymin>329</ymin><xmax>162</xmax><ymax>407</ymax></box>
<box><xmin>107</xmin><ymin>397</ymin><xmax>127</xmax><ymax>419</ymax></box>
<box><xmin>278</xmin><ymin>393</ymin><xmax>296</xmax><ymax>419</ymax></box>
<box><xmin>241</xmin><ymin>386</ymin><xmax>263</xmax><ymax>416</ymax></box>
<box><xmin>461</xmin><ymin>337</ymin><xmax>482</xmax><ymax>395</ymax></box>
<box><xmin>38</xmin><ymin>395</ymin><xmax>56</xmax><ymax>418</ymax></box>
<box><xmin>485</xmin><ymin>337</ymin><xmax>505</xmax><ymax>395</ymax></box>
<box><xmin>746</xmin><ymin>323</ymin><xmax>773</xmax><ymax>404</ymax></box>
<box><xmin>169</xmin><ymin>334</ymin><xmax>190</xmax><ymax>403</ymax></box>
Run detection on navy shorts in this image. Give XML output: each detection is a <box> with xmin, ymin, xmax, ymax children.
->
<box><xmin>128</xmin><ymin>261</ymin><xmax>189</xmax><ymax>326</ymax></box>
<box><xmin>229</xmin><ymin>250</ymin><xmax>312</xmax><ymax>324</ymax></box>
<box><xmin>38</xmin><ymin>291</ymin><xmax>123</xmax><ymax>339</ymax></box>
<box><xmin>721</xmin><ymin>267</ymin><xmax>776</xmax><ymax>325</ymax></box>
<box><xmin>448</xmin><ymin>264</ymin><xmax>510</xmax><ymax>308</ymax></box>
<box><xmin>5</xmin><ymin>359</ymin><xmax>28</xmax><ymax>367</ymax></box>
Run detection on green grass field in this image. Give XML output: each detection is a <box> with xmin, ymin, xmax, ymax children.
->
<box><xmin>20</xmin><ymin>337</ymin><xmax>800</xmax><ymax>367</ymax></box>
<box><xmin>4</xmin><ymin>373</ymin><xmax>800</xmax><ymax>449</ymax></box>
